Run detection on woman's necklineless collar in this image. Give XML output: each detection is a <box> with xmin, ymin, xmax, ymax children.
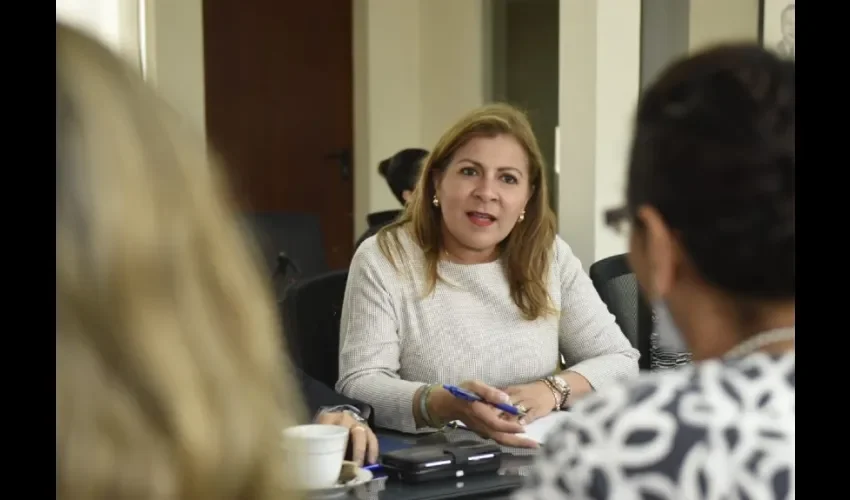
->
<box><xmin>441</xmin><ymin>248</ymin><xmax>499</xmax><ymax>265</ymax></box>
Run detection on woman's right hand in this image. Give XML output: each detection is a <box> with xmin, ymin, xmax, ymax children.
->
<box><xmin>431</xmin><ymin>380</ymin><xmax>539</xmax><ymax>448</ymax></box>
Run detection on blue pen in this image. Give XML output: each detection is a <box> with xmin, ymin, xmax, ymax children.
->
<box><xmin>442</xmin><ymin>384</ymin><xmax>526</xmax><ymax>416</ymax></box>
<box><xmin>363</xmin><ymin>463</ymin><xmax>383</xmax><ymax>471</ymax></box>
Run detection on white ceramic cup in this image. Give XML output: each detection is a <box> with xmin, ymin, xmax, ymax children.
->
<box><xmin>281</xmin><ymin>424</ymin><xmax>350</xmax><ymax>490</ymax></box>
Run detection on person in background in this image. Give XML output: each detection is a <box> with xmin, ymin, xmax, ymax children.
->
<box><xmin>337</xmin><ymin>103</ymin><xmax>639</xmax><ymax>448</ymax></box>
<box><xmin>354</xmin><ymin>148</ymin><xmax>428</xmax><ymax>250</ymax></box>
<box><xmin>514</xmin><ymin>43</ymin><xmax>794</xmax><ymax>499</ymax></box>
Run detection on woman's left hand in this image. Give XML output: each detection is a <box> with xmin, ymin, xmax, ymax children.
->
<box><xmin>503</xmin><ymin>381</ymin><xmax>558</xmax><ymax>425</ymax></box>
<box><xmin>315</xmin><ymin>410</ymin><xmax>379</xmax><ymax>466</ymax></box>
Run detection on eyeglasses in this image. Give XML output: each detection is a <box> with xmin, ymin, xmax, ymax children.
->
<box><xmin>604</xmin><ymin>206</ymin><xmax>632</xmax><ymax>235</ymax></box>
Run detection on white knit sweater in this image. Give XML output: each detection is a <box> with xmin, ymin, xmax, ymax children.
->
<box><xmin>335</xmin><ymin>229</ymin><xmax>640</xmax><ymax>433</ymax></box>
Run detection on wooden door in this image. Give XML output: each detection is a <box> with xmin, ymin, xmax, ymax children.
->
<box><xmin>203</xmin><ymin>0</ymin><xmax>354</xmax><ymax>270</ymax></box>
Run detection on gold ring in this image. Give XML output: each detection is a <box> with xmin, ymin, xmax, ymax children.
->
<box><xmin>515</xmin><ymin>403</ymin><xmax>528</xmax><ymax>415</ymax></box>
<box><xmin>351</xmin><ymin>426</ymin><xmax>366</xmax><ymax>432</ymax></box>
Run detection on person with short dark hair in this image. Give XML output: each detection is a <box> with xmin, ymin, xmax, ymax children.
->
<box><xmin>515</xmin><ymin>43</ymin><xmax>794</xmax><ymax>498</ymax></box>
<box><xmin>354</xmin><ymin>148</ymin><xmax>428</xmax><ymax>251</ymax></box>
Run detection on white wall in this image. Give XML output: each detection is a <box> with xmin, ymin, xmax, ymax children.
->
<box><xmin>141</xmin><ymin>0</ymin><xmax>206</xmax><ymax>147</ymax></box>
<box><xmin>557</xmin><ymin>0</ymin><xmax>641</xmax><ymax>269</ymax></box>
<box><xmin>56</xmin><ymin>0</ymin><xmax>141</xmax><ymax>71</ymax></box>
<box><xmin>689</xmin><ymin>0</ymin><xmax>760</xmax><ymax>50</ymax></box>
<box><xmin>57</xmin><ymin>0</ymin><xmax>206</xmax><ymax>146</ymax></box>
<box><xmin>353</xmin><ymin>0</ymin><xmax>488</xmax><ymax>235</ymax></box>
<box><xmin>419</xmin><ymin>1</ymin><xmax>488</xmax><ymax>148</ymax></box>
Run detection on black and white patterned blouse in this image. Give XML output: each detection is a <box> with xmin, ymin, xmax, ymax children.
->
<box><xmin>513</xmin><ymin>352</ymin><xmax>795</xmax><ymax>500</ymax></box>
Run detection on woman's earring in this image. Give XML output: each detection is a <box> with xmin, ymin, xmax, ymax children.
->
<box><xmin>518</xmin><ymin>210</ymin><xmax>525</xmax><ymax>222</ymax></box>
<box><xmin>432</xmin><ymin>195</ymin><xmax>440</xmax><ymax>207</ymax></box>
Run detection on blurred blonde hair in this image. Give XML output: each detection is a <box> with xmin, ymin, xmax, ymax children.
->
<box><xmin>377</xmin><ymin>103</ymin><xmax>558</xmax><ymax>320</ymax></box>
<box><xmin>56</xmin><ymin>23</ymin><xmax>304</xmax><ymax>499</ymax></box>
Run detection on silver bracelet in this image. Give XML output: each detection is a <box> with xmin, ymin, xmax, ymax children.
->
<box><xmin>418</xmin><ymin>384</ymin><xmax>437</xmax><ymax>427</ymax></box>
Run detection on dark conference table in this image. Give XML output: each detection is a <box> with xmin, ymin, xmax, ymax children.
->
<box><xmin>322</xmin><ymin>427</ymin><xmax>539</xmax><ymax>500</ymax></box>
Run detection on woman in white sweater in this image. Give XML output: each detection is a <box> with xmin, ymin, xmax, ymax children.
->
<box><xmin>336</xmin><ymin>103</ymin><xmax>639</xmax><ymax>447</ymax></box>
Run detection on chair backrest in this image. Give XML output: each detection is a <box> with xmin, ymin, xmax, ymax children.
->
<box><xmin>243</xmin><ymin>211</ymin><xmax>329</xmax><ymax>281</ymax></box>
<box><xmin>280</xmin><ymin>269</ymin><xmax>348</xmax><ymax>388</ymax></box>
<box><xmin>589</xmin><ymin>254</ymin><xmax>653</xmax><ymax>370</ymax></box>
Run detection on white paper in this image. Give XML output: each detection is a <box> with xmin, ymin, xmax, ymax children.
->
<box><xmin>518</xmin><ymin>412</ymin><xmax>575</xmax><ymax>444</ymax></box>
<box><xmin>447</xmin><ymin>413</ymin><xmax>574</xmax><ymax>446</ymax></box>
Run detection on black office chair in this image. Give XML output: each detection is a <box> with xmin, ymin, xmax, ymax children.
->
<box><xmin>244</xmin><ymin>211</ymin><xmax>329</xmax><ymax>279</ymax></box>
<box><xmin>589</xmin><ymin>254</ymin><xmax>654</xmax><ymax>371</ymax></box>
<box><xmin>280</xmin><ymin>269</ymin><xmax>349</xmax><ymax>389</ymax></box>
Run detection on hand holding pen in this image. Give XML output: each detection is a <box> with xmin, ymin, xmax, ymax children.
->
<box><xmin>442</xmin><ymin>384</ymin><xmax>527</xmax><ymax>417</ymax></box>
<box><xmin>429</xmin><ymin>380</ymin><xmax>539</xmax><ymax>449</ymax></box>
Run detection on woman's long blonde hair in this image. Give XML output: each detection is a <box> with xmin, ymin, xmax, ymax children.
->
<box><xmin>377</xmin><ymin>103</ymin><xmax>558</xmax><ymax>320</ymax></box>
<box><xmin>56</xmin><ymin>24</ymin><xmax>304</xmax><ymax>499</ymax></box>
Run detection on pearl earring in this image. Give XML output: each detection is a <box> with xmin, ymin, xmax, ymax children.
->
<box><xmin>432</xmin><ymin>195</ymin><xmax>440</xmax><ymax>207</ymax></box>
<box><xmin>518</xmin><ymin>210</ymin><xmax>525</xmax><ymax>222</ymax></box>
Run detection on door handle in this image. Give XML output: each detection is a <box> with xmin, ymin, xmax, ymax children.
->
<box><xmin>324</xmin><ymin>148</ymin><xmax>352</xmax><ymax>181</ymax></box>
